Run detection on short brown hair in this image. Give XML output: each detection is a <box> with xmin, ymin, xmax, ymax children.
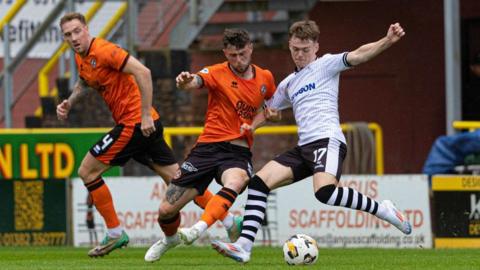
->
<box><xmin>223</xmin><ymin>28</ymin><xmax>251</xmax><ymax>49</ymax></box>
<box><xmin>59</xmin><ymin>12</ymin><xmax>86</xmax><ymax>28</ymax></box>
<box><xmin>289</xmin><ymin>20</ymin><xmax>320</xmax><ymax>41</ymax></box>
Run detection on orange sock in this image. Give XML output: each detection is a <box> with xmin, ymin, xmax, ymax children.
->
<box><xmin>159</xmin><ymin>213</ymin><xmax>181</xmax><ymax>236</ymax></box>
<box><xmin>86</xmin><ymin>177</ymin><xmax>120</xmax><ymax>229</ymax></box>
<box><xmin>201</xmin><ymin>187</ymin><xmax>237</xmax><ymax>227</ymax></box>
<box><xmin>195</xmin><ymin>189</ymin><xmax>229</xmax><ymax>221</ymax></box>
<box><xmin>194</xmin><ymin>189</ymin><xmax>214</xmax><ymax>209</ymax></box>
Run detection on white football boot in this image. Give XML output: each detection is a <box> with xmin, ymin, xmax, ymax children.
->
<box><xmin>178</xmin><ymin>227</ymin><xmax>202</xmax><ymax>245</ymax></box>
<box><xmin>144</xmin><ymin>234</ymin><xmax>180</xmax><ymax>262</ymax></box>
<box><xmin>211</xmin><ymin>240</ymin><xmax>251</xmax><ymax>263</ymax></box>
<box><xmin>380</xmin><ymin>200</ymin><xmax>412</xmax><ymax>235</ymax></box>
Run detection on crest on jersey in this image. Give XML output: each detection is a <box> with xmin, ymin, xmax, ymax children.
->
<box><xmin>90</xmin><ymin>58</ymin><xmax>97</xmax><ymax>68</ymax></box>
<box><xmin>200</xmin><ymin>68</ymin><xmax>209</xmax><ymax>74</ymax></box>
<box><xmin>260</xmin><ymin>84</ymin><xmax>267</xmax><ymax>95</ymax></box>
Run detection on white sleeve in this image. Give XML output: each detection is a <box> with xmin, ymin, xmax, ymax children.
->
<box><xmin>319</xmin><ymin>52</ymin><xmax>352</xmax><ymax>75</ymax></box>
<box><xmin>266</xmin><ymin>81</ymin><xmax>291</xmax><ymax>110</ymax></box>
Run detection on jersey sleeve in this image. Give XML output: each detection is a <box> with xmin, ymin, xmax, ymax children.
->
<box><xmin>319</xmin><ymin>52</ymin><xmax>352</xmax><ymax>75</ymax></box>
<box><xmin>196</xmin><ymin>66</ymin><xmax>217</xmax><ymax>90</ymax></box>
<box><xmin>100</xmin><ymin>42</ymin><xmax>130</xmax><ymax>71</ymax></box>
<box><xmin>266</xmin><ymin>79</ymin><xmax>291</xmax><ymax>110</ymax></box>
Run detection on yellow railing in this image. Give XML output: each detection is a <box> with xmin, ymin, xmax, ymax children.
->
<box><xmin>162</xmin><ymin>123</ymin><xmax>384</xmax><ymax>175</ymax></box>
<box><xmin>452</xmin><ymin>121</ymin><xmax>480</xmax><ymax>132</ymax></box>
<box><xmin>36</xmin><ymin>1</ymin><xmax>128</xmax><ymax>116</ymax></box>
<box><xmin>0</xmin><ymin>123</ymin><xmax>384</xmax><ymax>174</ymax></box>
<box><xmin>0</xmin><ymin>0</ymin><xmax>27</xmax><ymax>35</ymax></box>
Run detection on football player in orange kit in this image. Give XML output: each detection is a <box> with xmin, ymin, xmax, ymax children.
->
<box><xmin>144</xmin><ymin>28</ymin><xmax>276</xmax><ymax>262</ymax></box>
<box><xmin>57</xmin><ymin>12</ymin><xmax>238</xmax><ymax>257</ymax></box>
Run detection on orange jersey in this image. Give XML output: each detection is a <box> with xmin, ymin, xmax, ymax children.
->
<box><xmin>75</xmin><ymin>38</ymin><xmax>158</xmax><ymax>125</ymax></box>
<box><xmin>196</xmin><ymin>62</ymin><xmax>276</xmax><ymax>147</ymax></box>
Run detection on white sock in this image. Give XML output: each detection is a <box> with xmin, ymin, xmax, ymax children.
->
<box><xmin>222</xmin><ymin>213</ymin><xmax>234</xmax><ymax>229</ymax></box>
<box><xmin>107</xmin><ymin>226</ymin><xmax>123</xmax><ymax>238</ymax></box>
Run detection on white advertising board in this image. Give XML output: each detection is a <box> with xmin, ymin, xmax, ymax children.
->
<box><xmin>72</xmin><ymin>177</ymin><xmax>248</xmax><ymax>247</ymax></box>
<box><xmin>0</xmin><ymin>1</ymin><xmax>124</xmax><ymax>58</ymax></box>
<box><xmin>72</xmin><ymin>174</ymin><xmax>432</xmax><ymax>248</ymax></box>
<box><xmin>276</xmin><ymin>175</ymin><xmax>432</xmax><ymax>248</ymax></box>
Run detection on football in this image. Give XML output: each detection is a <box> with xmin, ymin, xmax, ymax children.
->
<box><xmin>282</xmin><ymin>234</ymin><xmax>318</xmax><ymax>265</ymax></box>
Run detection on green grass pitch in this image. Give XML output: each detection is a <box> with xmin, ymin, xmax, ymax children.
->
<box><xmin>0</xmin><ymin>246</ymin><xmax>479</xmax><ymax>270</ymax></box>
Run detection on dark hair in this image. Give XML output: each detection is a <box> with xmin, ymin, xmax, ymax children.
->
<box><xmin>223</xmin><ymin>28</ymin><xmax>251</xmax><ymax>49</ymax></box>
<box><xmin>289</xmin><ymin>20</ymin><xmax>320</xmax><ymax>41</ymax></box>
<box><xmin>59</xmin><ymin>12</ymin><xmax>86</xmax><ymax>28</ymax></box>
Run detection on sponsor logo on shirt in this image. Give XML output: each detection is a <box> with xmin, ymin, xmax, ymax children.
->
<box><xmin>236</xmin><ymin>100</ymin><xmax>256</xmax><ymax>120</ymax></box>
<box><xmin>260</xmin><ymin>84</ymin><xmax>266</xmax><ymax>95</ymax></box>
<box><xmin>291</xmin><ymin>82</ymin><xmax>316</xmax><ymax>101</ymax></box>
<box><xmin>231</xmin><ymin>81</ymin><xmax>238</xmax><ymax>88</ymax></box>
<box><xmin>200</xmin><ymin>68</ymin><xmax>209</xmax><ymax>74</ymax></box>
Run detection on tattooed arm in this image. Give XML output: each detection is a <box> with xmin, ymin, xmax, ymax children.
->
<box><xmin>56</xmin><ymin>79</ymin><xmax>90</xmax><ymax>120</ymax></box>
<box><xmin>175</xmin><ymin>71</ymin><xmax>203</xmax><ymax>90</ymax></box>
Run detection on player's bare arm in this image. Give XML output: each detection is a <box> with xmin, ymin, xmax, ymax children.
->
<box><xmin>175</xmin><ymin>71</ymin><xmax>203</xmax><ymax>90</ymax></box>
<box><xmin>241</xmin><ymin>105</ymin><xmax>281</xmax><ymax>134</ymax></box>
<box><xmin>265</xmin><ymin>107</ymin><xmax>281</xmax><ymax>122</ymax></box>
<box><xmin>122</xmin><ymin>56</ymin><xmax>156</xmax><ymax>137</ymax></box>
<box><xmin>346</xmin><ymin>22</ymin><xmax>405</xmax><ymax>66</ymax></box>
<box><xmin>56</xmin><ymin>79</ymin><xmax>89</xmax><ymax>120</ymax></box>
<box><xmin>240</xmin><ymin>104</ymin><xmax>270</xmax><ymax>133</ymax></box>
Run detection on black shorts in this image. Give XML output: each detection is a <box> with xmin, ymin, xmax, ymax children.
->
<box><xmin>86</xmin><ymin>219</ymin><xmax>95</xmax><ymax>229</ymax></box>
<box><xmin>89</xmin><ymin>119</ymin><xmax>177</xmax><ymax>167</ymax></box>
<box><xmin>273</xmin><ymin>137</ymin><xmax>347</xmax><ymax>182</ymax></box>
<box><xmin>171</xmin><ymin>142</ymin><xmax>253</xmax><ymax>194</ymax></box>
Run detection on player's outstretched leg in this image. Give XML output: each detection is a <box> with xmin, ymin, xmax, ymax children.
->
<box><xmin>315</xmin><ymin>184</ymin><xmax>412</xmax><ymax>234</ymax></box>
<box><xmin>88</xmin><ymin>230</ymin><xmax>129</xmax><ymax>257</ymax></box>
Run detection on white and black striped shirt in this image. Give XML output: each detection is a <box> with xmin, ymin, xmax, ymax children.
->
<box><xmin>268</xmin><ymin>52</ymin><xmax>351</xmax><ymax>146</ymax></box>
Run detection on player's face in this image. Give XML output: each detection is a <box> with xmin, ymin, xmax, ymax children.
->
<box><xmin>223</xmin><ymin>43</ymin><xmax>253</xmax><ymax>74</ymax></box>
<box><xmin>61</xmin><ymin>19</ymin><xmax>90</xmax><ymax>56</ymax></box>
<box><xmin>289</xmin><ymin>36</ymin><xmax>318</xmax><ymax>69</ymax></box>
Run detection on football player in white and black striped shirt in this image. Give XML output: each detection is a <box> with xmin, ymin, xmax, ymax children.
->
<box><xmin>212</xmin><ymin>20</ymin><xmax>411</xmax><ymax>263</ymax></box>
